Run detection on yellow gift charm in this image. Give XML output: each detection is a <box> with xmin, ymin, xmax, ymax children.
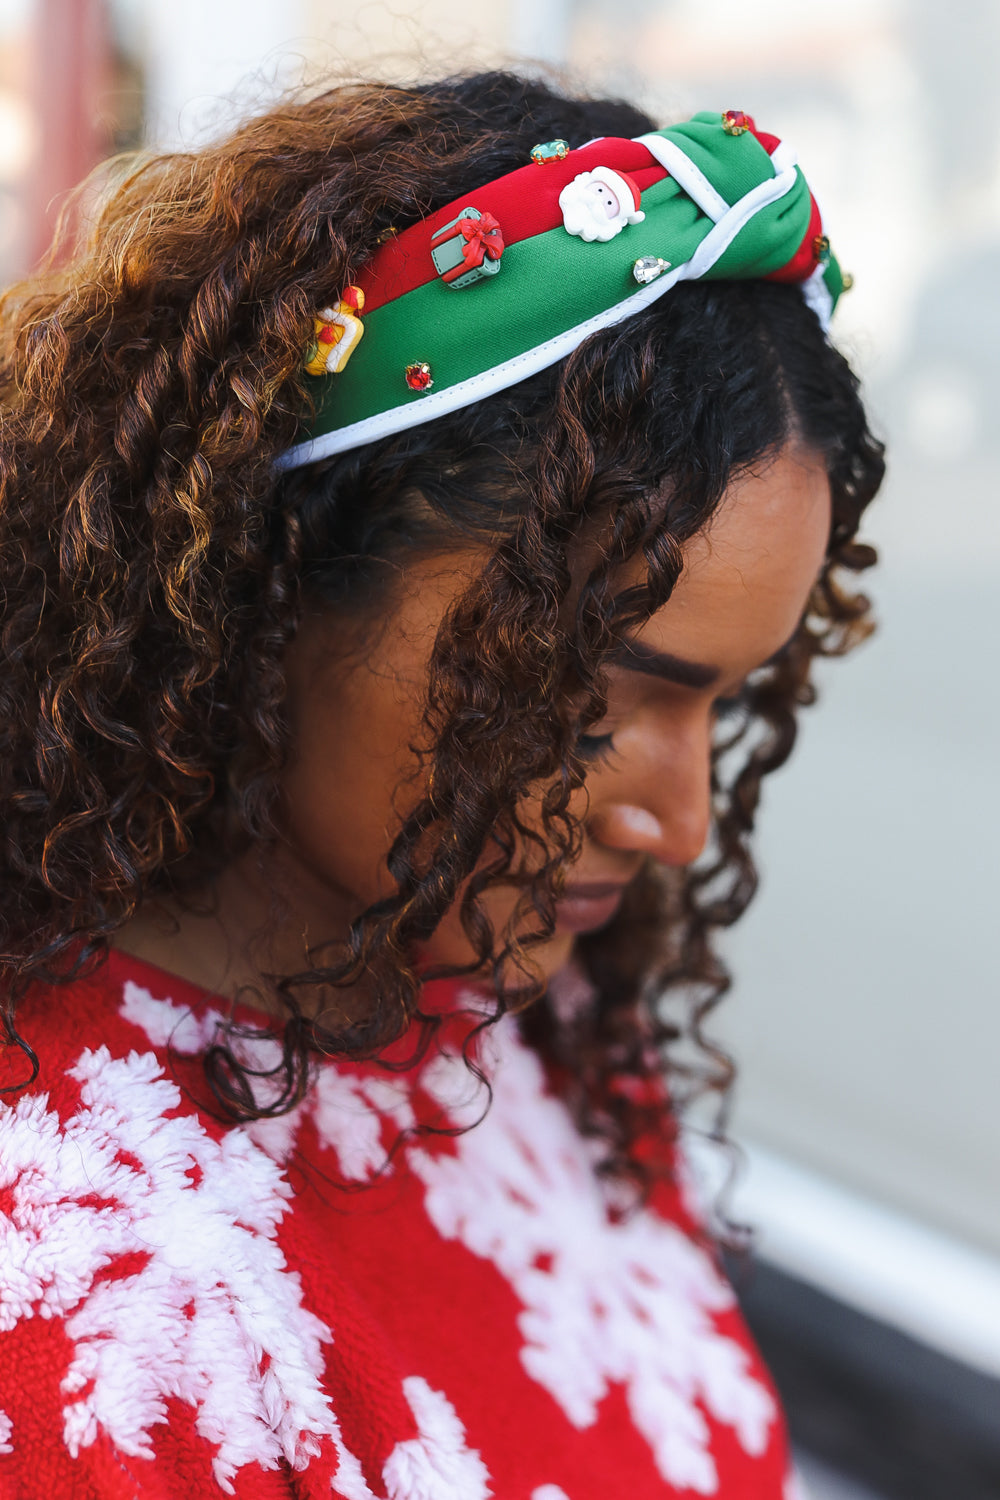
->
<box><xmin>305</xmin><ymin>286</ymin><xmax>366</xmax><ymax>376</ymax></box>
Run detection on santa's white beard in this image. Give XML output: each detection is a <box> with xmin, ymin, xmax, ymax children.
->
<box><xmin>560</xmin><ymin>193</ymin><xmax>627</xmax><ymax>243</ymax></box>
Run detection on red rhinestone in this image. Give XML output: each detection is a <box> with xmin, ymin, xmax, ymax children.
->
<box><xmin>405</xmin><ymin>361</ymin><xmax>433</xmax><ymax>392</ymax></box>
<box><xmin>721</xmin><ymin>109</ymin><xmax>752</xmax><ymax>136</ymax></box>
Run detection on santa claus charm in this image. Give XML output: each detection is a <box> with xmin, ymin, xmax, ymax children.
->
<box><xmin>559</xmin><ymin>167</ymin><xmax>645</xmax><ymax>244</ymax></box>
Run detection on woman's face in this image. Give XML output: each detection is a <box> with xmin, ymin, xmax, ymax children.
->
<box><xmin>276</xmin><ymin>442</ymin><xmax>831</xmax><ymax>984</ymax></box>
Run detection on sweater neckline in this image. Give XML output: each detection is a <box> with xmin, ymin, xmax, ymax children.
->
<box><xmin>103</xmin><ymin>943</ymin><xmax>484</xmax><ymax>1027</ymax></box>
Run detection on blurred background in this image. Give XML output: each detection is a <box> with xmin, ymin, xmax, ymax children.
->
<box><xmin>1</xmin><ymin>2</ymin><xmax>997</xmax><ymax>1495</ymax></box>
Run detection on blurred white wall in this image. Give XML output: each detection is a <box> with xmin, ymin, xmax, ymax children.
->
<box><xmin>133</xmin><ymin>0</ymin><xmax>518</xmax><ymax>150</ymax></box>
<box><xmin>139</xmin><ymin>0</ymin><xmax>311</xmax><ymax>147</ymax></box>
<box><xmin>0</xmin><ymin>0</ymin><xmax>34</xmax><ymax>274</ymax></box>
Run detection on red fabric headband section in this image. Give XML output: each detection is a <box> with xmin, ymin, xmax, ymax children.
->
<box><xmin>356</xmin><ymin>137</ymin><xmax>667</xmax><ymax>314</ymax></box>
<box><xmin>359</xmin><ymin>127</ymin><xmax>791</xmax><ymax>315</ymax></box>
<box><xmin>768</xmin><ymin>195</ymin><xmax>824</xmax><ymax>283</ymax></box>
<box><xmin>355</xmin><ymin>125</ymin><xmax>787</xmax><ymax>314</ymax></box>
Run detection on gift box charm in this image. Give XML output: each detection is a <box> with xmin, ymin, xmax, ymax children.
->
<box><xmin>430</xmin><ymin>206</ymin><xmax>504</xmax><ymax>289</ymax></box>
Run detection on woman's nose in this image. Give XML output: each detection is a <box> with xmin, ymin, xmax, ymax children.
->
<box><xmin>583</xmin><ymin>714</ymin><xmax>713</xmax><ymax>868</ymax></box>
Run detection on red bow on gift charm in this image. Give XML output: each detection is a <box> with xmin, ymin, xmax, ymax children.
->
<box><xmin>441</xmin><ymin>212</ymin><xmax>505</xmax><ymax>283</ymax></box>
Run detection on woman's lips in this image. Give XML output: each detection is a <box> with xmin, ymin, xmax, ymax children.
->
<box><xmin>553</xmin><ymin>881</ymin><xmax>629</xmax><ymax>934</ymax></box>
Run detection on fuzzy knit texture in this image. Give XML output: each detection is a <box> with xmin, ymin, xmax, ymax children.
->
<box><xmin>0</xmin><ymin>949</ymin><xmax>800</xmax><ymax>1499</ymax></box>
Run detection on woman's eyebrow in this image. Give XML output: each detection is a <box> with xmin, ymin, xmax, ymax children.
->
<box><xmin>610</xmin><ymin>639</ymin><xmax>721</xmax><ymax>689</ymax></box>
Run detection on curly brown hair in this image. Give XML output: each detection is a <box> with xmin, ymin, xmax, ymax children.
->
<box><xmin>0</xmin><ymin>72</ymin><xmax>884</xmax><ymax>1192</ymax></box>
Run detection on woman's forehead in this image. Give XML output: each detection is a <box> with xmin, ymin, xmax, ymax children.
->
<box><xmin>630</xmin><ymin>448</ymin><xmax>831</xmax><ymax>676</ymax></box>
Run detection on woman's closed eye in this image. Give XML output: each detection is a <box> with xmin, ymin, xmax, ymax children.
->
<box><xmin>576</xmin><ymin>685</ymin><xmax>751</xmax><ymax>766</ymax></box>
<box><xmin>576</xmin><ymin>728</ymin><xmax>619</xmax><ymax>764</ymax></box>
<box><xmin>712</xmin><ymin>688</ymin><xmax>750</xmax><ymax>724</ymax></box>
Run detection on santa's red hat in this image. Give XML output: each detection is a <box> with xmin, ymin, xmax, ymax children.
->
<box><xmin>588</xmin><ymin>166</ymin><xmax>645</xmax><ymax>224</ymax></box>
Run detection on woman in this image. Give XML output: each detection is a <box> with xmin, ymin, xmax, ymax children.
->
<box><xmin>0</xmin><ymin>72</ymin><xmax>883</xmax><ymax>1499</ymax></box>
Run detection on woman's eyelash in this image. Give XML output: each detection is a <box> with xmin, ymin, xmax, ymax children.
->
<box><xmin>576</xmin><ymin>730</ymin><xmax>617</xmax><ymax>763</ymax></box>
<box><xmin>577</xmin><ymin>690</ymin><xmax>750</xmax><ymax>762</ymax></box>
<box><xmin>712</xmin><ymin>692</ymin><xmax>748</xmax><ymax>723</ymax></box>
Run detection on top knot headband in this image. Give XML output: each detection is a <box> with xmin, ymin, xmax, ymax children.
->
<box><xmin>279</xmin><ymin>109</ymin><xmax>848</xmax><ymax>470</ymax></box>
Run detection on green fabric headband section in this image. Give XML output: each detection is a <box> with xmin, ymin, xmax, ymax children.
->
<box><xmin>280</xmin><ymin>112</ymin><xmax>845</xmax><ymax>469</ymax></box>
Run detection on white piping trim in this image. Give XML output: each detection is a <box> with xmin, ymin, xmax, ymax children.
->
<box><xmin>684</xmin><ymin>158</ymin><xmax>799</xmax><ymax>279</ymax></box>
<box><xmin>635</xmin><ymin>133</ymin><xmax>730</xmax><ymax>222</ymax></box>
<box><xmin>277</xmin><ymin>264</ymin><xmax>685</xmax><ymax>468</ymax></box>
<box><xmin>278</xmin><ymin>147</ymin><xmax>808</xmax><ymax>471</ymax></box>
<box><xmin>736</xmin><ymin>1141</ymin><xmax>1000</xmax><ymax>1381</ymax></box>
<box><xmin>800</xmin><ymin>263</ymin><xmax>834</xmax><ymax>329</ymax></box>
<box><xmin>768</xmin><ymin>140</ymin><xmax>797</xmax><ymax>176</ymax></box>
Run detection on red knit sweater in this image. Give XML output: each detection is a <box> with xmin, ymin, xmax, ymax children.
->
<box><xmin>0</xmin><ymin>951</ymin><xmax>799</xmax><ymax>1499</ymax></box>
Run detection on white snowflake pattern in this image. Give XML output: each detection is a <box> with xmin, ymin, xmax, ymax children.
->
<box><xmin>383</xmin><ymin>1377</ymin><xmax>491</xmax><ymax>1500</ymax></box>
<box><xmin>121</xmin><ymin>979</ymin><xmax>415</xmax><ymax>1177</ymax></box>
<box><xmin>117</xmin><ymin>978</ymin><xmax>773</xmax><ymax>1494</ymax></box>
<box><xmin>0</xmin><ymin>1041</ymin><xmax>490</xmax><ymax>1499</ymax></box>
<box><xmin>0</xmin><ymin>1044</ymin><xmax>347</xmax><ymax>1491</ymax></box>
<box><xmin>118</xmin><ymin>979</ymin><xmax>223</xmax><ymax>1054</ymax></box>
<box><xmin>406</xmin><ymin>1020</ymin><xmax>777</xmax><ymax>1496</ymax></box>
